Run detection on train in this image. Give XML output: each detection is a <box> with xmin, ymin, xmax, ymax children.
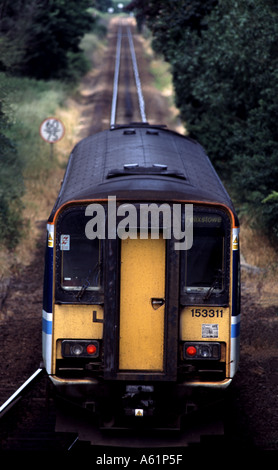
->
<box><xmin>42</xmin><ymin>123</ymin><xmax>240</xmax><ymax>429</ymax></box>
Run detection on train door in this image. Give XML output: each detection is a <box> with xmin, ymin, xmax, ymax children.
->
<box><xmin>103</xmin><ymin>226</ymin><xmax>179</xmax><ymax>381</ymax></box>
<box><xmin>119</xmin><ymin>235</ymin><xmax>166</xmax><ymax>371</ymax></box>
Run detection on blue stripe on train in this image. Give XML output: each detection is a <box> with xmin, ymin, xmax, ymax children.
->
<box><xmin>231</xmin><ymin>321</ymin><xmax>240</xmax><ymax>338</ymax></box>
<box><xmin>42</xmin><ymin>317</ymin><xmax>52</xmax><ymax>335</ymax></box>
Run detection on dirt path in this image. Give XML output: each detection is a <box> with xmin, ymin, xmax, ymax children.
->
<box><xmin>0</xmin><ymin>17</ymin><xmax>277</xmax><ymax>451</ymax></box>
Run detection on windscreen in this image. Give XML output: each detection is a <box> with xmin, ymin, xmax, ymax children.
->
<box><xmin>57</xmin><ymin>209</ymin><xmax>101</xmax><ymax>291</ymax></box>
<box><xmin>182</xmin><ymin>211</ymin><xmax>227</xmax><ymax>295</ymax></box>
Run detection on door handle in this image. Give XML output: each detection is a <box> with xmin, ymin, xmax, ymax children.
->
<box><xmin>151</xmin><ymin>298</ymin><xmax>165</xmax><ymax>310</ymax></box>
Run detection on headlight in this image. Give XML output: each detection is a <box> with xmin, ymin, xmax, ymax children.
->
<box><xmin>183</xmin><ymin>342</ymin><xmax>220</xmax><ymax>360</ymax></box>
<box><xmin>62</xmin><ymin>340</ymin><xmax>99</xmax><ymax>358</ymax></box>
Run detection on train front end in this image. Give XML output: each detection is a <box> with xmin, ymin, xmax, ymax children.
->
<box><xmin>42</xmin><ymin>195</ymin><xmax>240</xmax><ymax>428</ymax></box>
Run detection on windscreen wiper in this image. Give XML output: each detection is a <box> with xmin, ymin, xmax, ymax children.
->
<box><xmin>76</xmin><ymin>278</ymin><xmax>90</xmax><ymax>301</ymax></box>
<box><xmin>203</xmin><ymin>269</ymin><xmax>223</xmax><ymax>301</ymax></box>
<box><xmin>75</xmin><ymin>262</ymin><xmax>101</xmax><ymax>301</ymax></box>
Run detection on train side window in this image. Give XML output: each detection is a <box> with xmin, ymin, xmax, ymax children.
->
<box><xmin>181</xmin><ymin>211</ymin><xmax>228</xmax><ymax>299</ymax></box>
<box><xmin>57</xmin><ymin>209</ymin><xmax>102</xmax><ymax>292</ymax></box>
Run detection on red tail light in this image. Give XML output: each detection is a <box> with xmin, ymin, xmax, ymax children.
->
<box><xmin>62</xmin><ymin>340</ymin><xmax>99</xmax><ymax>358</ymax></box>
<box><xmin>183</xmin><ymin>342</ymin><xmax>220</xmax><ymax>360</ymax></box>
<box><xmin>86</xmin><ymin>344</ymin><xmax>97</xmax><ymax>355</ymax></box>
<box><xmin>186</xmin><ymin>346</ymin><xmax>197</xmax><ymax>357</ymax></box>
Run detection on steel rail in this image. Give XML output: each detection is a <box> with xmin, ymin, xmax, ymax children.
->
<box><xmin>0</xmin><ymin>367</ymin><xmax>43</xmax><ymax>417</ymax></box>
<box><xmin>127</xmin><ymin>26</ymin><xmax>147</xmax><ymax>123</ymax></box>
<box><xmin>110</xmin><ymin>26</ymin><xmax>122</xmax><ymax>129</ymax></box>
<box><xmin>110</xmin><ymin>24</ymin><xmax>147</xmax><ymax>128</ymax></box>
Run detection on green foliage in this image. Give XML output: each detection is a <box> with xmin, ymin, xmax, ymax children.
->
<box><xmin>94</xmin><ymin>0</ymin><xmax>113</xmax><ymax>12</ymax></box>
<box><xmin>0</xmin><ymin>78</ymin><xmax>24</xmax><ymax>248</ymax></box>
<box><xmin>128</xmin><ymin>0</ymin><xmax>278</xmax><ymax>242</ymax></box>
<box><xmin>0</xmin><ymin>141</ymin><xmax>24</xmax><ymax>249</ymax></box>
<box><xmin>0</xmin><ymin>3</ymin><xmax>107</xmax><ymax>251</ymax></box>
<box><xmin>262</xmin><ymin>192</ymin><xmax>278</xmax><ymax>239</ymax></box>
<box><xmin>0</xmin><ymin>0</ymin><xmax>94</xmax><ymax>80</ymax></box>
<box><xmin>0</xmin><ymin>72</ymin><xmax>69</xmax><ymax>249</ymax></box>
<box><xmin>4</xmin><ymin>75</ymin><xmax>67</xmax><ymax>174</ymax></box>
<box><xmin>125</xmin><ymin>0</ymin><xmax>217</xmax><ymax>36</ymax></box>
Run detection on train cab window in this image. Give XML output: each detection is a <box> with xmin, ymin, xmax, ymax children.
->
<box><xmin>60</xmin><ymin>236</ymin><xmax>101</xmax><ymax>291</ymax></box>
<box><xmin>181</xmin><ymin>210</ymin><xmax>229</xmax><ymax>302</ymax></box>
<box><xmin>56</xmin><ymin>208</ymin><xmax>102</xmax><ymax>298</ymax></box>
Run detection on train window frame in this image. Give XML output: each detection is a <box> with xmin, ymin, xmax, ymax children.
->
<box><xmin>55</xmin><ymin>205</ymin><xmax>104</xmax><ymax>304</ymax></box>
<box><xmin>180</xmin><ymin>207</ymin><xmax>231</xmax><ymax>306</ymax></box>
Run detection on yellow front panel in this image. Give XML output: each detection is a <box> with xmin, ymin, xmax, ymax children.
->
<box><xmin>119</xmin><ymin>236</ymin><xmax>165</xmax><ymax>371</ymax></box>
<box><xmin>180</xmin><ymin>306</ymin><xmax>230</xmax><ymax>363</ymax></box>
<box><xmin>180</xmin><ymin>306</ymin><xmax>230</xmax><ymax>341</ymax></box>
<box><xmin>53</xmin><ymin>304</ymin><xmax>103</xmax><ymax>365</ymax></box>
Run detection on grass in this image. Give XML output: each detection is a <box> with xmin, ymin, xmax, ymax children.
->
<box><xmin>239</xmin><ymin>219</ymin><xmax>278</xmax><ymax>307</ymax></box>
<box><xmin>0</xmin><ymin>76</ymin><xmax>81</xmax><ymax>276</ymax></box>
<box><xmin>0</xmin><ymin>22</ymin><xmax>110</xmax><ymax>277</ymax></box>
<box><xmin>140</xmin><ymin>30</ymin><xmax>186</xmax><ymax>134</ymax></box>
<box><xmin>149</xmin><ymin>59</ymin><xmax>173</xmax><ymax>94</ymax></box>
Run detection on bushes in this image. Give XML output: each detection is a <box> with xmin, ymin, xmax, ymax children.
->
<box><xmin>0</xmin><ymin>2</ymin><xmax>103</xmax><ymax>251</ymax></box>
<box><xmin>0</xmin><ymin>0</ymin><xmax>94</xmax><ymax>81</ymax></box>
<box><xmin>0</xmin><ymin>82</ymin><xmax>24</xmax><ymax>249</ymax></box>
<box><xmin>0</xmin><ymin>147</ymin><xmax>24</xmax><ymax>249</ymax></box>
<box><xmin>0</xmin><ymin>73</ymin><xmax>69</xmax><ymax>250</ymax></box>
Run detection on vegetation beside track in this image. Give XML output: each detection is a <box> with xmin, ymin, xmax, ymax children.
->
<box><xmin>1</xmin><ymin>0</ymin><xmax>278</xmax><ymax>277</ymax></box>
<box><xmin>0</xmin><ymin>4</ymin><xmax>108</xmax><ymax>275</ymax></box>
<box><xmin>126</xmin><ymin>0</ymin><xmax>278</xmax><ymax>247</ymax></box>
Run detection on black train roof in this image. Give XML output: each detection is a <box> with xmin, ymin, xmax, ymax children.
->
<box><xmin>50</xmin><ymin>124</ymin><xmax>237</xmax><ymax>221</ymax></box>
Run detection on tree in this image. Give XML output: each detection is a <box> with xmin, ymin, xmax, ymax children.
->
<box><xmin>125</xmin><ymin>0</ymin><xmax>217</xmax><ymax>38</ymax></box>
<box><xmin>0</xmin><ymin>77</ymin><xmax>25</xmax><ymax>248</ymax></box>
<box><xmin>94</xmin><ymin>0</ymin><xmax>113</xmax><ymax>12</ymax></box>
<box><xmin>127</xmin><ymin>0</ymin><xmax>278</xmax><ymax>242</ymax></box>
<box><xmin>0</xmin><ymin>0</ymin><xmax>94</xmax><ymax>80</ymax></box>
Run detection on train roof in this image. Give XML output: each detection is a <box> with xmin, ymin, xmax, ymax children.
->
<box><xmin>51</xmin><ymin>124</ymin><xmax>237</xmax><ymax>220</ymax></box>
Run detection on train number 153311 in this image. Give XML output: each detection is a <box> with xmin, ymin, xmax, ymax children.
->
<box><xmin>191</xmin><ymin>308</ymin><xmax>224</xmax><ymax>318</ymax></box>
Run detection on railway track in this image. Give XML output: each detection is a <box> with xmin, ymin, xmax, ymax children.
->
<box><xmin>110</xmin><ymin>22</ymin><xmax>147</xmax><ymax>127</ymax></box>
<box><xmin>0</xmin><ymin>368</ymin><xmax>43</xmax><ymax>418</ymax></box>
<box><xmin>0</xmin><ymin>371</ymin><xmax>80</xmax><ymax>451</ymax></box>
